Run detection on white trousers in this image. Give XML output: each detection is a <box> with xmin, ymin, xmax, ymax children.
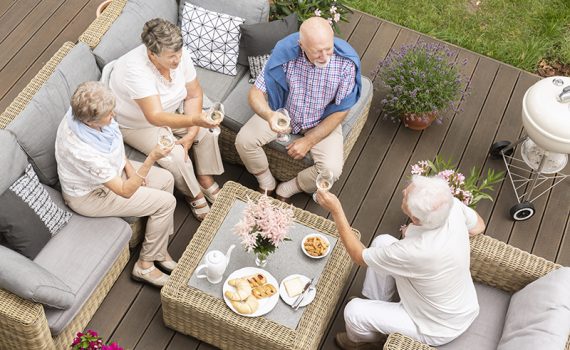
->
<box><xmin>344</xmin><ymin>234</ymin><xmax>454</xmax><ymax>346</ymax></box>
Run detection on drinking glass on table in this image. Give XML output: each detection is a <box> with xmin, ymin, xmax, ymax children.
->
<box><xmin>157</xmin><ymin>126</ymin><xmax>175</xmax><ymax>161</ymax></box>
<box><xmin>312</xmin><ymin>169</ymin><xmax>334</xmax><ymax>203</ymax></box>
<box><xmin>206</xmin><ymin>102</ymin><xmax>224</xmax><ymax>136</ymax></box>
<box><xmin>274</xmin><ymin>108</ymin><xmax>291</xmax><ymax>143</ymax></box>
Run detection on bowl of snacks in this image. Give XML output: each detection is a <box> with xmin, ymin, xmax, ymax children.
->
<box><xmin>301</xmin><ymin>233</ymin><xmax>331</xmax><ymax>259</ymax></box>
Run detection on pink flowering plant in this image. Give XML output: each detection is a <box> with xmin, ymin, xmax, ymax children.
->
<box><xmin>233</xmin><ymin>195</ymin><xmax>294</xmax><ymax>260</ymax></box>
<box><xmin>410</xmin><ymin>156</ymin><xmax>504</xmax><ymax>208</ymax></box>
<box><xmin>270</xmin><ymin>0</ymin><xmax>352</xmax><ymax>32</ymax></box>
<box><xmin>71</xmin><ymin>330</ymin><xmax>122</xmax><ymax>350</ymax></box>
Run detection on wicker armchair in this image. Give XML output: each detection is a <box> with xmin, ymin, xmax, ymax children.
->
<box><xmin>383</xmin><ymin>234</ymin><xmax>569</xmax><ymax>350</ymax></box>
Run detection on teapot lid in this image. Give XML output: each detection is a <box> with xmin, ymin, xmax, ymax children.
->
<box><xmin>206</xmin><ymin>250</ymin><xmax>224</xmax><ymax>264</ymax></box>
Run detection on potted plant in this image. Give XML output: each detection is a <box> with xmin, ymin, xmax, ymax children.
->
<box><xmin>71</xmin><ymin>329</ymin><xmax>122</xmax><ymax>350</ymax></box>
<box><xmin>270</xmin><ymin>0</ymin><xmax>352</xmax><ymax>33</ymax></box>
<box><xmin>410</xmin><ymin>156</ymin><xmax>504</xmax><ymax>208</ymax></box>
<box><xmin>374</xmin><ymin>42</ymin><xmax>468</xmax><ymax>130</ymax></box>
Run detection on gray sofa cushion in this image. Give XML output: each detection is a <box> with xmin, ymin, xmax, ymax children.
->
<box><xmin>6</xmin><ymin>43</ymin><xmax>101</xmax><ymax>186</ymax></box>
<box><xmin>222</xmin><ymin>75</ymin><xmax>373</xmax><ymax>165</ymax></box>
<box><xmin>36</xmin><ymin>187</ymin><xmax>131</xmax><ymax>335</ymax></box>
<box><xmin>179</xmin><ymin>0</ymin><xmax>270</xmax><ymax>66</ymax></box>
<box><xmin>438</xmin><ymin>283</ymin><xmax>511</xmax><ymax>350</ymax></box>
<box><xmin>93</xmin><ymin>0</ymin><xmax>178</xmax><ymax>69</ymax></box>
<box><xmin>0</xmin><ymin>245</ymin><xmax>74</xmax><ymax>309</ymax></box>
<box><xmin>197</xmin><ymin>64</ymin><xmax>247</xmax><ymax>103</ymax></box>
<box><xmin>0</xmin><ymin>129</ymin><xmax>28</xmax><ymax>195</ymax></box>
<box><xmin>498</xmin><ymin>267</ymin><xmax>570</xmax><ymax>350</ymax></box>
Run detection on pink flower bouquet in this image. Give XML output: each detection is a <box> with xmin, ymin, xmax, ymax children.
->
<box><xmin>233</xmin><ymin>195</ymin><xmax>294</xmax><ymax>265</ymax></box>
<box><xmin>410</xmin><ymin>156</ymin><xmax>503</xmax><ymax>208</ymax></box>
<box><xmin>71</xmin><ymin>330</ymin><xmax>122</xmax><ymax>350</ymax></box>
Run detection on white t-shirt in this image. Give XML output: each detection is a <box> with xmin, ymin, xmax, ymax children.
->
<box><xmin>362</xmin><ymin>198</ymin><xmax>480</xmax><ymax>338</ymax></box>
<box><xmin>55</xmin><ymin>114</ymin><xmax>126</xmax><ymax>197</ymax></box>
<box><xmin>109</xmin><ymin>44</ymin><xmax>197</xmax><ymax>129</ymax></box>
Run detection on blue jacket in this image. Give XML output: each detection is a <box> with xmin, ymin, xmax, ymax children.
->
<box><xmin>263</xmin><ymin>32</ymin><xmax>361</xmax><ymax>118</ymax></box>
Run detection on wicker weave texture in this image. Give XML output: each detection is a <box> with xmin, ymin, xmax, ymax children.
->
<box><xmin>128</xmin><ymin>218</ymin><xmax>146</xmax><ymax>249</ymax></box>
<box><xmin>78</xmin><ymin>0</ymin><xmax>128</xmax><ymax>48</ymax></box>
<box><xmin>219</xmin><ymin>95</ymin><xmax>373</xmax><ymax>182</ymax></box>
<box><xmin>0</xmin><ymin>245</ymin><xmax>129</xmax><ymax>350</ymax></box>
<box><xmin>0</xmin><ymin>42</ymin><xmax>75</xmax><ymax>129</ymax></box>
<box><xmin>162</xmin><ymin>181</ymin><xmax>359</xmax><ymax>350</ymax></box>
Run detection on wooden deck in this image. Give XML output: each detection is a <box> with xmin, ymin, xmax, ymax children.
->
<box><xmin>1</xmin><ymin>2</ymin><xmax>569</xmax><ymax>349</ymax></box>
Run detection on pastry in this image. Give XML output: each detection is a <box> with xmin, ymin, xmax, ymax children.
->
<box><xmin>304</xmin><ymin>236</ymin><xmax>329</xmax><ymax>257</ymax></box>
<box><xmin>231</xmin><ymin>295</ymin><xmax>259</xmax><ymax>314</ymax></box>
<box><xmin>225</xmin><ymin>278</ymin><xmax>252</xmax><ymax>301</ymax></box>
<box><xmin>252</xmin><ymin>283</ymin><xmax>277</xmax><ymax>299</ymax></box>
<box><xmin>284</xmin><ymin>277</ymin><xmax>304</xmax><ymax>298</ymax></box>
<box><xmin>246</xmin><ymin>273</ymin><xmax>267</xmax><ymax>288</ymax></box>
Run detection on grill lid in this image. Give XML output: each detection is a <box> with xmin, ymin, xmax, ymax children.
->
<box><xmin>522</xmin><ymin>76</ymin><xmax>570</xmax><ymax>154</ymax></box>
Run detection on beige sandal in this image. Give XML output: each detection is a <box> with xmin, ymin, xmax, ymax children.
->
<box><xmin>132</xmin><ymin>263</ymin><xmax>169</xmax><ymax>288</ymax></box>
<box><xmin>200</xmin><ymin>182</ymin><xmax>220</xmax><ymax>203</ymax></box>
<box><xmin>186</xmin><ymin>196</ymin><xmax>210</xmax><ymax>221</ymax></box>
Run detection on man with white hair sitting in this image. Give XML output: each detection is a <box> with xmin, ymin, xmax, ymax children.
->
<box><xmin>315</xmin><ymin>175</ymin><xmax>486</xmax><ymax>349</ymax></box>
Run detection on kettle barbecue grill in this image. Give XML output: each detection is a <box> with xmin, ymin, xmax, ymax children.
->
<box><xmin>489</xmin><ymin>76</ymin><xmax>570</xmax><ymax>221</ymax></box>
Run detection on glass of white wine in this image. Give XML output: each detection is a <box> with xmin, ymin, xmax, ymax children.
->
<box><xmin>157</xmin><ymin>126</ymin><xmax>175</xmax><ymax>161</ymax></box>
<box><xmin>275</xmin><ymin>108</ymin><xmax>291</xmax><ymax>143</ymax></box>
<box><xmin>206</xmin><ymin>102</ymin><xmax>224</xmax><ymax>136</ymax></box>
<box><xmin>312</xmin><ymin>169</ymin><xmax>334</xmax><ymax>203</ymax></box>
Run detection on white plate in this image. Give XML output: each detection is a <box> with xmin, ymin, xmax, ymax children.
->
<box><xmin>301</xmin><ymin>233</ymin><xmax>331</xmax><ymax>259</ymax></box>
<box><xmin>279</xmin><ymin>274</ymin><xmax>316</xmax><ymax>308</ymax></box>
<box><xmin>222</xmin><ymin>267</ymin><xmax>279</xmax><ymax>317</ymax></box>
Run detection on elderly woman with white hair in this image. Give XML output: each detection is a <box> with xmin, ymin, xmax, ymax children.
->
<box><xmin>108</xmin><ymin>18</ymin><xmax>224</xmax><ymax>221</ymax></box>
<box><xmin>315</xmin><ymin>175</ymin><xmax>486</xmax><ymax>349</ymax></box>
<box><xmin>55</xmin><ymin>81</ymin><xmax>177</xmax><ymax>288</ymax></box>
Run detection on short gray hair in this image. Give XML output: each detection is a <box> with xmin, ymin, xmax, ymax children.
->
<box><xmin>407</xmin><ymin>175</ymin><xmax>453</xmax><ymax>229</ymax></box>
<box><xmin>71</xmin><ymin>81</ymin><xmax>115</xmax><ymax>123</ymax></box>
<box><xmin>141</xmin><ymin>18</ymin><xmax>183</xmax><ymax>55</ymax></box>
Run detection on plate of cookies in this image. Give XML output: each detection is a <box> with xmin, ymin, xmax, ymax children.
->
<box><xmin>301</xmin><ymin>233</ymin><xmax>331</xmax><ymax>259</ymax></box>
<box><xmin>222</xmin><ymin>267</ymin><xmax>279</xmax><ymax>317</ymax></box>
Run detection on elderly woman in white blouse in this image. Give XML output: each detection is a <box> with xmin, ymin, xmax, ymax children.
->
<box><xmin>55</xmin><ymin>81</ymin><xmax>177</xmax><ymax>288</ymax></box>
<box><xmin>108</xmin><ymin>18</ymin><xmax>224</xmax><ymax>221</ymax></box>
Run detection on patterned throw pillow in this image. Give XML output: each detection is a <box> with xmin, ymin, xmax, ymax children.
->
<box><xmin>0</xmin><ymin>164</ymin><xmax>72</xmax><ymax>259</ymax></box>
<box><xmin>248</xmin><ymin>54</ymin><xmax>270</xmax><ymax>83</ymax></box>
<box><xmin>180</xmin><ymin>4</ymin><xmax>245</xmax><ymax>76</ymax></box>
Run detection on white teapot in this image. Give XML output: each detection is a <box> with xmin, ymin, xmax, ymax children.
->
<box><xmin>195</xmin><ymin>244</ymin><xmax>235</xmax><ymax>284</ymax></box>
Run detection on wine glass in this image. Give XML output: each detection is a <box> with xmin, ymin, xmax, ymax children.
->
<box><xmin>206</xmin><ymin>102</ymin><xmax>224</xmax><ymax>136</ymax></box>
<box><xmin>312</xmin><ymin>169</ymin><xmax>334</xmax><ymax>203</ymax></box>
<box><xmin>275</xmin><ymin>108</ymin><xmax>291</xmax><ymax>143</ymax></box>
<box><xmin>157</xmin><ymin>126</ymin><xmax>175</xmax><ymax>161</ymax></box>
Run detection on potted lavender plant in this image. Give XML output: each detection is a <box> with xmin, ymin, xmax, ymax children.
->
<box><xmin>374</xmin><ymin>42</ymin><xmax>468</xmax><ymax>130</ymax></box>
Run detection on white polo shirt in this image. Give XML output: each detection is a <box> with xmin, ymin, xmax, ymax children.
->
<box><xmin>362</xmin><ymin>198</ymin><xmax>480</xmax><ymax>338</ymax></box>
<box><xmin>109</xmin><ymin>44</ymin><xmax>197</xmax><ymax>129</ymax></box>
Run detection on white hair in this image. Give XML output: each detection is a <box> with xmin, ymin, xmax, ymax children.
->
<box><xmin>407</xmin><ymin>175</ymin><xmax>453</xmax><ymax>229</ymax></box>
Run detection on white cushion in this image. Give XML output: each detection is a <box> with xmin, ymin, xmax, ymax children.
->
<box><xmin>180</xmin><ymin>4</ymin><xmax>244</xmax><ymax>76</ymax></box>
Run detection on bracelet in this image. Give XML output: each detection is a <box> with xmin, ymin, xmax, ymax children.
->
<box><xmin>135</xmin><ymin>169</ymin><xmax>146</xmax><ymax>180</ymax></box>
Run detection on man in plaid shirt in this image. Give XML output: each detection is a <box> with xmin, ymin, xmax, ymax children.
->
<box><xmin>235</xmin><ymin>17</ymin><xmax>362</xmax><ymax>201</ymax></box>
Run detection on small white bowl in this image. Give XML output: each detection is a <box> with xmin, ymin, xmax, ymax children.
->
<box><xmin>301</xmin><ymin>233</ymin><xmax>331</xmax><ymax>259</ymax></box>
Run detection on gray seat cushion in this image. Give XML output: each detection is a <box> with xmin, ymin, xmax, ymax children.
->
<box><xmin>498</xmin><ymin>267</ymin><xmax>570</xmax><ymax>350</ymax></box>
<box><xmin>6</xmin><ymin>43</ymin><xmax>101</xmax><ymax>186</ymax></box>
<box><xmin>93</xmin><ymin>0</ymin><xmax>178</xmax><ymax>69</ymax></box>
<box><xmin>0</xmin><ymin>129</ymin><xmax>28</xmax><ymax>195</ymax></box>
<box><xmin>222</xmin><ymin>75</ymin><xmax>373</xmax><ymax>165</ymax></box>
<box><xmin>197</xmin><ymin>64</ymin><xmax>248</xmax><ymax>103</ymax></box>
<box><xmin>438</xmin><ymin>283</ymin><xmax>511</xmax><ymax>350</ymax></box>
<box><xmin>36</xmin><ymin>187</ymin><xmax>131</xmax><ymax>335</ymax></box>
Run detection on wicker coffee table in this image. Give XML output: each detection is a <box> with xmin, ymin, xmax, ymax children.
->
<box><xmin>161</xmin><ymin>181</ymin><xmax>358</xmax><ymax>350</ymax></box>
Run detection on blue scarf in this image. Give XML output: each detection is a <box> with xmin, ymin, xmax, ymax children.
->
<box><xmin>263</xmin><ymin>32</ymin><xmax>362</xmax><ymax>117</ymax></box>
<box><xmin>66</xmin><ymin>107</ymin><xmax>122</xmax><ymax>154</ymax></box>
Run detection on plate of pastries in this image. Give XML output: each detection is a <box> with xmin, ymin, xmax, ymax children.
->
<box><xmin>223</xmin><ymin>267</ymin><xmax>279</xmax><ymax>317</ymax></box>
<box><xmin>301</xmin><ymin>233</ymin><xmax>331</xmax><ymax>259</ymax></box>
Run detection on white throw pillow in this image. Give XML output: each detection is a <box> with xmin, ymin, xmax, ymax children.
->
<box><xmin>180</xmin><ymin>4</ymin><xmax>245</xmax><ymax>76</ymax></box>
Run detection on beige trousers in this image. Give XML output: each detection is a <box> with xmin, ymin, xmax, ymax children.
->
<box><xmin>235</xmin><ymin>114</ymin><xmax>344</xmax><ymax>192</ymax></box>
<box><xmin>121</xmin><ymin>126</ymin><xmax>224</xmax><ymax>197</ymax></box>
<box><xmin>64</xmin><ymin>162</ymin><xmax>176</xmax><ymax>262</ymax></box>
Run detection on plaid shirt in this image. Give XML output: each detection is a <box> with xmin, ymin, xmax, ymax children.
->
<box><xmin>255</xmin><ymin>51</ymin><xmax>356</xmax><ymax>134</ymax></box>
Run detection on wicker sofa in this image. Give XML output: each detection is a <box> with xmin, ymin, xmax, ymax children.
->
<box><xmin>383</xmin><ymin>234</ymin><xmax>570</xmax><ymax>350</ymax></box>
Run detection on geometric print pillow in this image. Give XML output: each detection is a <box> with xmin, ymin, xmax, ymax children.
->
<box><xmin>0</xmin><ymin>164</ymin><xmax>72</xmax><ymax>258</ymax></box>
<box><xmin>180</xmin><ymin>4</ymin><xmax>245</xmax><ymax>76</ymax></box>
<box><xmin>248</xmin><ymin>54</ymin><xmax>270</xmax><ymax>83</ymax></box>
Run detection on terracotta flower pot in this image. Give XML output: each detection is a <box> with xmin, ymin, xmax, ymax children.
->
<box><xmin>96</xmin><ymin>0</ymin><xmax>113</xmax><ymax>17</ymax></box>
<box><xmin>402</xmin><ymin>111</ymin><xmax>438</xmax><ymax>131</ymax></box>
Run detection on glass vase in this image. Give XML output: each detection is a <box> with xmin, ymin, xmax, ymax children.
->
<box><xmin>254</xmin><ymin>251</ymin><xmax>269</xmax><ymax>267</ymax></box>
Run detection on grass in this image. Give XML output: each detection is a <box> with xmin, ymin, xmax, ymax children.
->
<box><xmin>345</xmin><ymin>0</ymin><xmax>570</xmax><ymax>73</ymax></box>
